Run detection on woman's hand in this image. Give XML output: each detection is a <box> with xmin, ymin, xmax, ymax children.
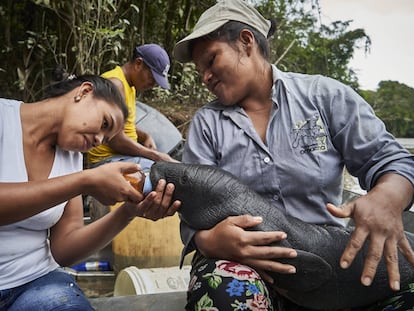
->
<box><xmin>194</xmin><ymin>214</ymin><xmax>297</xmax><ymax>283</ymax></box>
<box><xmin>84</xmin><ymin>162</ymin><xmax>144</xmax><ymax>205</ymax></box>
<box><xmin>327</xmin><ymin>173</ymin><xmax>414</xmax><ymax>291</ymax></box>
<box><xmin>122</xmin><ymin>178</ymin><xmax>181</xmax><ymax>221</ymax></box>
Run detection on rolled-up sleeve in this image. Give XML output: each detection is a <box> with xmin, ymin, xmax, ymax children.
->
<box><xmin>315</xmin><ymin>77</ymin><xmax>414</xmax><ymax>198</ymax></box>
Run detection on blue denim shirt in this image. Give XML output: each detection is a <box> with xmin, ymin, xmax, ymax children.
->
<box><xmin>180</xmin><ymin>65</ymin><xmax>414</xmax><ymax>263</ymax></box>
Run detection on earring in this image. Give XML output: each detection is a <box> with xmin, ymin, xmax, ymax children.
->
<box><xmin>74</xmin><ymin>95</ymin><xmax>81</xmax><ymax>102</ymax></box>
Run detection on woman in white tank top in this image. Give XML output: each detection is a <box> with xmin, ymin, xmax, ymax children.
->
<box><xmin>0</xmin><ymin>74</ymin><xmax>180</xmax><ymax>310</ymax></box>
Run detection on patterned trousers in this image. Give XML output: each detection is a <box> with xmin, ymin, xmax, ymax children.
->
<box><xmin>185</xmin><ymin>252</ymin><xmax>414</xmax><ymax>311</ymax></box>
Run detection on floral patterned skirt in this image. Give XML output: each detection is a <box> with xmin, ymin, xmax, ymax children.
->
<box><xmin>185</xmin><ymin>252</ymin><xmax>414</xmax><ymax>311</ymax></box>
<box><xmin>186</xmin><ymin>252</ymin><xmax>274</xmax><ymax>311</ymax></box>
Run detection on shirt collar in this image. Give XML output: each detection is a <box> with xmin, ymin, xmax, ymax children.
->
<box><xmin>271</xmin><ymin>64</ymin><xmax>291</xmax><ymax>92</ymax></box>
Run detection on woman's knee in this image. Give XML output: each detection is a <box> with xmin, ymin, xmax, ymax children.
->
<box><xmin>9</xmin><ymin>270</ymin><xmax>94</xmax><ymax>311</ymax></box>
<box><xmin>187</xmin><ymin>256</ymin><xmax>274</xmax><ymax>310</ymax></box>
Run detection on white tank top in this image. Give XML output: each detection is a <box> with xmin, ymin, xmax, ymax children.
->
<box><xmin>0</xmin><ymin>99</ymin><xmax>83</xmax><ymax>289</ymax></box>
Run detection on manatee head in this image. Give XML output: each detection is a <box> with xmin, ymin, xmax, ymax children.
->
<box><xmin>149</xmin><ymin>162</ymin><xmax>246</xmax><ymax>229</ymax></box>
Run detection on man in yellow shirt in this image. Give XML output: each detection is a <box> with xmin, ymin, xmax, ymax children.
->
<box><xmin>87</xmin><ymin>44</ymin><xmax>178</xmax><ymax>172</ymax></box>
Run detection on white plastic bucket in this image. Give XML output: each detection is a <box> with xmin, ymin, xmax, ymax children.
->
<box><xmin>114</xmin><ymin>265</ymin><xmax>191</xmax><ymax>296</ymax></box>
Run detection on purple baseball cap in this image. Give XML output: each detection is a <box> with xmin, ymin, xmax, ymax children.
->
<box><xmin>135</xmin><ymin>44</ymin><xmax>171</xmax><ymax>90</ymax></box>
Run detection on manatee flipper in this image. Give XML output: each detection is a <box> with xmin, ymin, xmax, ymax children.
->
<box><xmin>273</xmin><ymin>250</ymin><xmax>332</xmax><ymax>292</ymax></box>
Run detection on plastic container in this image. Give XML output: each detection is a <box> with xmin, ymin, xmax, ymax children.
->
<box><xmin>113</xmin><ymin>265</ymin><xmax>191</xmax><ymax>296</ymax></box>
<box><xmin>71</xmin><ymin>261</ymin><xmax>111</xmax><ymax>271</ymax></box>
<box><xmin>124</xmin><ymin>171</ymin><xmax>153</xmax><ymax>194</ymax></box>
<box><xmin>124</xmin><ymin>171</ymin><xmax>146</xmax><ymax>193</ymax></box>
<box><xmin>142</xmin><ymin>175</ymin><xmax>152</xmax><ymax>194</ymax></box>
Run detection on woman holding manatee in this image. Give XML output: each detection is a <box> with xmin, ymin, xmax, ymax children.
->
<box><xmin>173</xmin><ymin>0</ymin><xmax>414</xmax><ymax>309</ymax></box>
<box><xmin>0</xmin><ymin>75</ymin><xmax>180</xmax><ymax>310</ymax></box>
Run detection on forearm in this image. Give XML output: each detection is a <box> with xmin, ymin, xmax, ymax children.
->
<box><xmin>0</xmin><ymin>171</ymin><xmax>92</xmax><ymax>225</ymax></box>
<box><xmin>108</xmin><ymin>133</ymin><xmax>160</xmax><ymax>160</ymax></box>
<box><xmin>51</xmin><ymin>203</ymin><xmax>133</xmax><ymax>266</ymax></box>
<box><xmin>52</xmin><ymin>186</ymin><xmax>179</xmax><ymax>266</ymax></box>
<box><xmin>194</xmin><ymin>229</ymin><xmax>214</xmax><ymax>257</ymax></box>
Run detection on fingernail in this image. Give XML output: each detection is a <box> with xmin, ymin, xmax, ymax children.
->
<box><xmin>393</xmin><ymin>281</ymin><xmax>400</xmax><ymax>291</ymax></box>
<box><xmin>340</xmin><ymin>260</ymin><xmax>349</xmax><ymax>269</ymax></box>
<box><xmin>362</xmin><ymin>277</ymin><xmax>372</xmax><ymax>286</ymax></box>
<box><xmin>288</xmin><ymin>267</ymin><xmax>296</xmax><ymax>274</ymax></box>
<box><xmin>253</xmin><ymin>216</ymin><xmax>263</xmax><ymax>222</ymax></box>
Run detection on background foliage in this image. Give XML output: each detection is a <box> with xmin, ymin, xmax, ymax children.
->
<box><xmin>0</xmin><ymin>0</ymin><xmax>412</xmax><ymax>137</ymax></box>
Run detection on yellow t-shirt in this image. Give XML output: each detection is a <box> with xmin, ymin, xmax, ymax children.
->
<box><xmin>87</xmin><ymin>66</ymin><xmax>137</xmax><ymax>164</ymax></box>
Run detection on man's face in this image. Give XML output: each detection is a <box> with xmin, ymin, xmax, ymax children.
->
<box><xmin>132</xmin><ymin>59</ymin><xmax>156</xmax><ymax>92</ymax></box>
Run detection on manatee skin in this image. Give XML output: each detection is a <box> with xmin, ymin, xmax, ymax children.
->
<box><xmin>150</xmin><ymin>162</ymin><xmax>414</xmax><ymax>310</ymax></box>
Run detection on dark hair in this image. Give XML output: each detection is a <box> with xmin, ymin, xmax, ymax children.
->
<box><xmin>132</xmin><ymin>46</ymin><xmax>140</xmax><ymax>61</ymax></box>
<box><xmin>191</xmin><ymin>19</ymin><xmax>276</xmax><ymax>60</ymax></box>
<box><xmin>44</xmin><ymin>74</ymin><xmax>128</xmax><ymax>120</ymax></box>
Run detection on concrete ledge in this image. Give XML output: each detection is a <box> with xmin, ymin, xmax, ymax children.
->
<box><xmin>90</xmin><ymin>291</ymin><xmax>187</xmax><ymax>311</ymax></box>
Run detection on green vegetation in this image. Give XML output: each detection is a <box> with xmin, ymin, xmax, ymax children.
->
<box><xmin>360</xmin><ymin>81</ymin><xmax>414</xmax><ymax>137</ymax></box>
<box><xmin>0</xmin><ymin>0</ymin><xmax>412</xmax><ymax>137</ymax></box>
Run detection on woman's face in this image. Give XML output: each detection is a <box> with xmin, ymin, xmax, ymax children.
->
<box><xmin>192</xmin><ymin>38</ymin><xmax>253</xmax><ymax>105</ymax></box>
<box><xmin>59</xmin><ymin>96</ymin><xmax>125</xmax><ymax>152</ymax></box>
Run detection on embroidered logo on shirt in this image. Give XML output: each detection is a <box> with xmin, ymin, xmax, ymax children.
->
<box><xmin>292</xmin><ymin>115</ymin><xmax>327</xmax><ymax>154</ymax></box>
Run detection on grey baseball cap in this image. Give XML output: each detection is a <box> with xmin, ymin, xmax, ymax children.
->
<box><xmin>173</xmin><ymin>0</ymin><xmax>271</xmax><ymax>63</ymax></box>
